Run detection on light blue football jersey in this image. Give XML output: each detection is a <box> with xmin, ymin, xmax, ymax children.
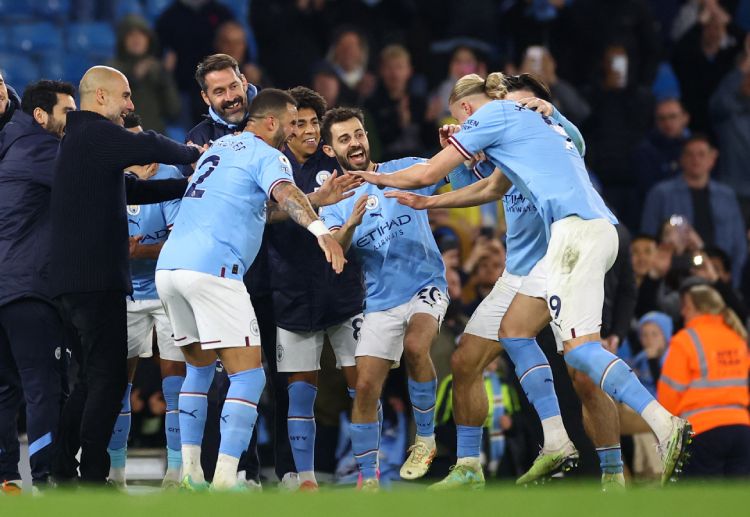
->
<box><xmin>157</xmin><ymin>132</ymin><xmax>293</xmax><ymax>280</ymax></box>
<box><xmin>320</xmin><ymin>157</ymin><xmax>447</xmax><ymax>313</ymax></box>
<box><xmin>449</xmin><ymin>100</ymin><xmax>616</xmax><ymax>241</ymax></box>
<box><xmin>128</xmin><ymin>164</ymin><xmax>182</xmax><ymax>300</ymax></box>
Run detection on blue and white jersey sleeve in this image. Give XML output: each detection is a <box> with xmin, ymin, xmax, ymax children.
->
<box><xmin>448</xmin><ymin>102</ymin><xmax>506</xmax><ymax>160</ymax></box>
<box><xmin>320</xmin><ymin>201</ymin><xmax>346</xmax><ymax>231</ymax></box>
<box><xmin>253</xmin><ymin>149</ymin><xmax>295</xmax><ymax>200</ymax></box>
<box><xmin>159</xmin><ymin>164</ymin><xmax>183</xmax><ymax>227</ymax></box>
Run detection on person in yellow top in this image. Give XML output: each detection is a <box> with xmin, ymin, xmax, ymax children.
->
<box><xmin>657</xmin><ymin>283</ymin><xmax>750</xmax><ymax>477</ymax></box>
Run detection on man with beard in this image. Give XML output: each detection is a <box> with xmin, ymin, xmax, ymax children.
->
<box><xmin>0</xmin><ymin>80</ymin><xmax>76</xmax><ymax>494</ymax></box>
<box><xmin>186</xmin><ymin>55</ymin><xmax>359</xmax><ymax>487</ymax></box>
<box><xmin>319</xmin><ymin>107</ymin><xmax>451</xmax><ymax>491</ymax></box>
<box><xmin>0</xmin><ymin>72</ymin><xmax>21</xmax><ymax>132</ymax></box>
<box><xmin>156</xmin><ymin>88</ymin><xmax>346</xmax><ymax>491</ymax></box>
<box><xmin>267</xmin><ymin>87</ymin><xmax>365</xmax><ymax>490</ymax></box>
<box><xmin>49</xmin><ymin>66</ymin><xmax>201</xmax><ymax>486</ymax></box>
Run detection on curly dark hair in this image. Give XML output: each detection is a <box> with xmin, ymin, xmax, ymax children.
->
<box><xmin>287</xmin><ymin>86</ymin><xmax>327</xmax><ymax>121</ymax></box>
<box><xmin>320</xmin><ymin>106</ymin><xmax>365</xmax><ymax>145</ymax></box>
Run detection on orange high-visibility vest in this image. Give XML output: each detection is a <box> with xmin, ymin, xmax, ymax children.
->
<box><xmin>657</xmin><ymin>314</ymin><xmax>750</xmax><ymax>435</ymax></box>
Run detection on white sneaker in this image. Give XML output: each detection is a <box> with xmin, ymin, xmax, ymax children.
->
<box><xmin>279</xmin><ymin>472</ymin><xmax>300</xmax><ymax>491</ymax></box>
<box><xmin>242</xmin><ymin>479</ymin><xmax>263</xmax><ymax>492</ymax></box>
<box><xmin>400</xmin><ymin>439</ymin><xmax>437</xmax><ymax>480</ymax></box>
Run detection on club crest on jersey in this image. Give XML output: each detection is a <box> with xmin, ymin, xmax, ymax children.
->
<box><xmin>365</xmin><ymin>195</ymin><xmax>379</xmax><ymax>210</ymax></box>
<box><xmin>278</xmin><ymin>154</ymin><xmax>292</xmax><ymax>174</ymax></box>
<box><xmin>127</xmin><ymin>205</ymin><xmax>140</xmax><ymax>216</ymax></box>
<box><xmin>315</xmin><ymin>170</ymin><xmax>331</xmax><ymax>186</ymax></box>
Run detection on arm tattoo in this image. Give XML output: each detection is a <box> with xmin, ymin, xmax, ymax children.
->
<box><xmin>274</xmin><ymin>182</ymin><xmax>318</xmax><ymax>228</ymax></box>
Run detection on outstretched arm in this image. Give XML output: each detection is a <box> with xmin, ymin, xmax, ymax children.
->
<box><xmin>271</xmin><ymin>181</ymin><xmax>347</xmax><ymax>273</ymax></box>
<box><xmin>385</xmin><ymin>169</ymin><xmax>511</xmax><ymax>210</ymax></box>
<box><xmin>353</xmin><ymin>145</ymin><xmax>466</xmax><ymax>189</ymax></box>
<box><xmin>332</xmin><ymin>195</ymin><xmax>368</xmax><ymax>252</ymax></box>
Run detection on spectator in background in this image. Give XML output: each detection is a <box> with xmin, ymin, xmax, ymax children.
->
<box><xmin>602</xmin><ymin>224</ymin><xmax>638</xmax><ymax>354</ymax></box>
<box><xmin>658</xmin><ymin>283</ymin><xmax>750</xmax><ymax>478</ymax></box>
<box><xmin>427</xmin><ymin>46</ymin><xmax>487</xmax><ymax>125</ymax></box>
<box><xmin>583</xmin><ymin>43</ymin><xmax>654</xmax><ymax>230</ymax></box>
<box><xmin>462</xmin><ymin>239</ymin><xmax>505</xmax><ymax>317</ymax></box>
<box><xmin>518</xmin><ymin>46</ymin><xmax>591</xmax><ymax>126</ymax></box>
<box><xmin>671</xmin><ymin>0</ymin><xmax>744</xmax><ymax>133</ymax></box>
<box><xmin>0</xmin><ymin>74</ymin><xmax>20</xmax><ymax>132</ymax></box>
<box><xmin>641</xmin><ymin>135</ymin><xmax>747</xmax><ymax>284</ymax></box>
<box><xmin>109</xmin><ymin>15</ymin><xmax>181</xmax><ymax>134</ymax></box>
<box><xmin>709</xmin><ymin>37</ymin><xmax>750</xmax><ymax>221</ymax></box>
<box><xmin>155</xmin><ymin>0</ymin><xmax>234</xmax><ymax>124</ymax></box>
<box><xmin>632</xmin><ymin>99</ymin><xmax>691</xmax><ymax>205</ymax></box>
<box><xmin>214</xmin><ymin>21</ymin><xmax>267</xmax><ymax>88</ymax></box>
<box><xmin>312</xmin><ymin>65</ymin><xmax>341</xmax><ymax>109</ymax></box>
<box><xmin>325</xmin><ymin>27</ymin><xmax>376</xmax><ymax>106</ymax></box>
<box><xmin>365</xmin><ymin>45</ymin><xmax>432</xmax><ymax>161</ymax></box>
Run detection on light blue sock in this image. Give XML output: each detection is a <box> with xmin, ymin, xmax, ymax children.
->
<box><xmin>490</xmin><ymin>434</ymin><xmax>506</xmax><ymax>463</ymax></box>
<box><xmin>408</xmin><ymin>378</ymin><xmax>437</xmax><ymax>437</ymax></box>
<box><xmin>350</xmin><ymin>422</ymin><xmax>379</xmax><ymax>479</ymax></box>
<box><xmin>564</xmin><ymin>341</ymin><xmax>655</xmax><ymax>414</ymax></box>
<box><xmin>107</xmin><ymin>382</ymin><xmax>132</xmax><ymax>469</ymax></box>
<box><xmin>597</xmin><ymin>445</ymin><xmax>624</xmax><ymax>475</ymax></box>
<box><xmin>288</xmin><ymin>381</ymin><xmax>317</xmax><ymax>473</ymax></box>
<box><xmin>179</xmin><ymin>363</ymin><xmax>215</xmax><ymax>446</ymax></box>
<box><xmin>348</xmin><ymin>388</ymin><xmax>384</xmax><ymax>429</ymax></box>
<box><xmin>501</xmin><ymin>338</ymin><xmax>561</xmax><ymax>420</ymax></box>
<box><xmin>456</xmin><ymin>425</ymin><xmax>482</xmax><ymax>458</ymax></box>
<box><xmin>219</xmin><ymin>367</ymin><xmax>265</xmax><ymax>458</ymax></box>
<box><xmin>162</xmin><ymin>375</ymin><xmax>184</xmax><ymax>470</ymax></box>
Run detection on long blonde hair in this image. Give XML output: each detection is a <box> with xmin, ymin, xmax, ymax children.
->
<box><xmin>449</xmin><ymin>72</ymin><xmax>508</xmax><ymax>105</ymax></box>
<box><xmin>684</xmin><ymin>284</ymin><xmax>748</xmax><ymax>340</ymax></box>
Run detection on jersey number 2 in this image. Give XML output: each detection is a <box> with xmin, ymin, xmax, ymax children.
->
<box><xmin>184</xmin><ymin>155</ymin><xmax>220</xmax><ymax>199</ymax></box>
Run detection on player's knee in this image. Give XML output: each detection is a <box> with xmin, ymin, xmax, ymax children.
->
<box><xmin>450</xmin><ymin>347</ymin><xmax>481</xmax><ymax>379</ymax></box>
<box><xmin>354</xmin><ymin>376</ymin><xmax>380</xmax><ymax>403</ymax></box>
<box><xmin>498</xmin><ymin>319</ymin><xmax>527</xmax><ymax>339</ymax></box>
<box><xmin>570</xmin><ymin>368</ymin><xmax>598</xmax><ymax>400</ymax></box>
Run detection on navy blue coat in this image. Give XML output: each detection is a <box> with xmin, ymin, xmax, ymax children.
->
<box><xmin>0</xmin><ymin>85</ymin><xmax>21</xmax><ymax>132</ymax></box>
<box><xmin>267</xmin><ymin>147</ymin><xmax>364</xmax><ymax>331</ymax></box>
<box><xmin>0</xmin><ymin>110</ymin><xmax>59</xmax><ymax>306</ymax></box>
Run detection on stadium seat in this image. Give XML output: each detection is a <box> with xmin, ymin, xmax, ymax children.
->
<box><xmin>8</xmin><ymin>23</ymin><xmax>64</xmax><ymax>55</ymax></box>
<box><xmin>115</xmin><ymin>0</ymin><xmax>145</xmax><ymax>20</ymax></box>
<box><xmin>0</xmin><ymin>0</ymin><xmax>35</xmax><ymax>22</ymax></box>
<box><xmin>32</xmin><ymin>0</ymin><xmax>72</xmax><ymax>21</ymax></box>
<box><xmin>145</xmin><ymin>0</ymin><xmax>173</xmax><ymax>22</ymax></box>
<box><xmin>0</xmin><ymin>53</ymin><xmax>41</xmax><ymax>92</ymax></box>
<box><xmin>63</xmin><ymin>53</ymin><xmax>96</xmax><ymax>84</ymax></box>
<box><xmin>219</xmin><ymin>0</ymin><xmax>249</xmax><ymax>21</ymax></box>
<box><xmin>66</xmin><ymin>22</ymin><xmax>116</xmax><ymax>61</ymax></box>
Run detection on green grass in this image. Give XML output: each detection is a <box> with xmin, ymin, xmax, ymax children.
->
<box><xmin>3</xmin><ymin>482</ymin><xmax>749</xmax><ymax>517</ymax></box>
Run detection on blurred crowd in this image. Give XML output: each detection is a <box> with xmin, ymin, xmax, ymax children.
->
<box><xmin>2</xmin><ymin>0</ymin><xmax>750</xmax><ymax>482</ymax></box>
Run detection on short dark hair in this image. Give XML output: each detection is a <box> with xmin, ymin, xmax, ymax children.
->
<box><xmin>287</xmin><ymin>86</ymin><xmax>327</xmax><ymax>120</ymax></box>
<box><xmin>683</xmin><ymin>133</ymin><xmax>714</xmax><ymax>150</ymax></box>
<box><xmin>195</xmin><ymin>53</ymin><xmax>242</xmax><ymax>91</ymax></box>
<box><xmin>705</xmin><ymin>246</ymin><xmax>732</xmax><ymax>273</ymax></box>
<box><xmin>248</xmin><ymin>88</ymin><xmax>297</xmax><ymax>119</ymax></box>
<box><xmin>321</xmin><ymin>107</ymin><xmax>365</xmax><ymax>145</ymax></box>
<box><xmin>504</xmin><ymin>74</ymin><xmax>552</xmax><ymax>102</ymax></box>
<box><xmin>21</xmin><ymin>80</ymin><xmax>75</xmax><ymax>116</ymax></box>
<box><xmin>632</xmin><ymin>233</ymin><xmax>657</xmax><ymax>244</ymax></box>
<box><xmin>123</xmin><ymin>112</ymin><xmax>142</xmax><ymax>129</ymax></box>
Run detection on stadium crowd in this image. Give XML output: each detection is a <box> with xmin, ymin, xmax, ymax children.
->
<box><xmin>0</xmin><ymin>0</ymin><xmax>749</xmax><ymax>494</ymax></box>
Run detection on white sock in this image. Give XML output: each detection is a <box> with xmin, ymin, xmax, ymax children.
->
<box><xmin>213</xmin><ymin>453</ymin><xmax>240</xmax><ymax>489</ymax></box>
<box><xmin>456</xmin><ymin>456</ymin><xmax>481</xmax><ymax>469</ymax></box>
<box><xmin>298</xmin><ymin>471</ymin><xmax>316</xmax><ymax>484</ymax></box>
<box><xmin>164</xmin><ymin>467</ymin><xmax>181</xmax><ymax>481</ymax></box>
<box><xmin>641</xmin><ymin>401</ymin><xmax>674</xmax><ymax>443</ymax></box>
<box><xmin>541</xmin><ymin>415</ymin><xmax>569</xmax><ymax>450</ymax></box>
<box><xmin>182</xmin><ymin>444</ymin><xmax>204</xmax><ymax>483</ymax></box>
<box><xmin>415</xmin><ymin>434</ymin><xmax>436</xmax><ymax>449</ymax></box>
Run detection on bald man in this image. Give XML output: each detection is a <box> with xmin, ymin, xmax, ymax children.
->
<box><xmin>48</xmin><ymin>66</ymin><xmax>201</xmax><ymax>486</ymax></box>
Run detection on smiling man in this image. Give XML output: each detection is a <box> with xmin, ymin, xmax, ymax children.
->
<box><xmin>49</xmin><ymin>65</ymin><xmax>201</xmax><ymax>486</ymax></box>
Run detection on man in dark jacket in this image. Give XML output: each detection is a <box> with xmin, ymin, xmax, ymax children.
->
<box><xmin>0</xmin><ymin>73</ymin><xmax>21</xmax><ymax>132</ymax></box>
<box><xmin>49</xmin><ymin>66</ymin><xmax>201</xmax><ymax>485</ymax></box>
<box><xmin>268</xmin><ymin>87</ymin><xmax>365</xmax><ymax>489</ymax></box>
<box><xmin>0</xmin><ymin>80</ymin><xmax>76</xmax><ymax>493</ymax></box>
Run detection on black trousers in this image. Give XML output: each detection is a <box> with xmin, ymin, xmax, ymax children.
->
<box><xmin>201</xmin><ymin>294</ymin><xmax>295</xmax><ymax>481</ymax></box>
<box><xmin>0</xmin><ymin>299</ymin><xmax>67</xmax><ymax>484</ymax></box>
<box><xmin>51</xmin><ymin>291</ymin><xmax>128</xmax><ymax>484</ymax></box>
<box><xmin>683</xmin><ymin>424</ymin><xmax>750</xmax><ymax>478</ymax></box>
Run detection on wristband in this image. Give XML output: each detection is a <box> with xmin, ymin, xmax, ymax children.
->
<box><xmin>307</xmin><ymin>220</ymin><xmax>331</xmax><ymax>237</ymax></box>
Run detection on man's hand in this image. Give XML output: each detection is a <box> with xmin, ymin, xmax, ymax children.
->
<box><xmin>126</xmin><ymin>163</ymin><xmax>158</xmax><ymax>180</ymax></box>
<box><xmin>518</xmin><ymin>97</ymin><xmax>554</xmax><ymax>116</ymax></box>
<box><xmin>384</xmin><ymin>190</ymin><xmax>432</xmax><ymax>210</ymax></box>
<box><xmin>316</xmin><ymin>234</ymin><xmax>347</xmax><ymax>274</ymax></box>
<box><xmin>346</xmin><ymin>195</ymin><xmax>369</xmax><ymax>227</ymax></box>
<box><xmin>311</xmin><ymin>170</ymin><xmax>364</xmax><ymax>208</ymax></box>
<box><xmin>348</xmin><ymin>169</ymin><xmax>382</xmax><ymax>186</ymax></box>
<box><xmin>438</xmin><ymin>124</ymin><xmax>461</xmax><ymax>148</ymax></box>
<box><xmin>129</xmin><ymin>235</ymin><xmax>142</xmax><ymax>257</ymax></box>
<box><xmin>602</xmin><ymin>335</ymin><xmax>620</xmax><ymax>354</ymax></box>
<box><xmin>187</xmin><ymin>141</ymin><xmax>209</xmax><ymax>171</ymax></box>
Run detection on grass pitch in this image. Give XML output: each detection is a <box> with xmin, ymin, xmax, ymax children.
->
<box><xmin>2</xmin><ymin>482</ymin><xmax>748</xmax><ymax>517</ymax></box>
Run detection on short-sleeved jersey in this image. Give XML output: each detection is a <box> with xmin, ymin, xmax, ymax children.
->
<box><xmin>128</xmin><ymin>164</ymin><xmax>182</xmax><ymax>300</ymax></box>
<box><xmin>157</xmin><ymin>132</ymin><xmax>293</xmax><ymax>280</ymax></box>
<box><xmin>448</xmin><ymin>100</ymin><xmax>616</xmax><ymax>240</ymax></box>
<box><xmin>320</xmin><ymin>157</ymin><xmax>447</xmax><ymax>313</ymax></box>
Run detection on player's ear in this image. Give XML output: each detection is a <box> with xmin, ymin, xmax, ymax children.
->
<box><xmin>200</xmin><ymin>90</ymin><xmax>211</xmax><ymax>107</ymax></box>
<box><xmin>33</xmin><ymin>107</ymin><xmax>49</xmax><ymax>128</ymax></box>
<box><xmin>322</xmin><ymin>144</ymin><xmax>335</xmax><ymax>158</ymax></box>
